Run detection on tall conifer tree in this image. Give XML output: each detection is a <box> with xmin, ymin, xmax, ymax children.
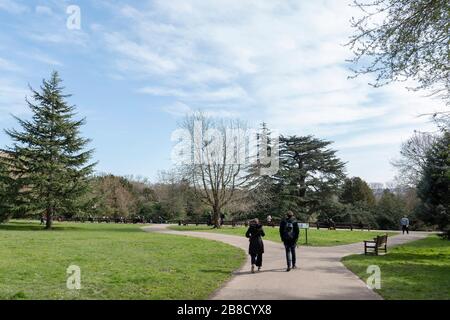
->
<box><xmin>1</xmin><ymin>72</ymin><xmax>95</xmax><ymax>229</ymax></box>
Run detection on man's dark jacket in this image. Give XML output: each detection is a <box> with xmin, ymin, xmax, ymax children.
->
<box><xmin>279</xmin><ymin>217</ymin><xmax>300</xmax><ymax>245</ymax></box>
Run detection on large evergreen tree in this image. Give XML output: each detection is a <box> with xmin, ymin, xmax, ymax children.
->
<box><xmin>339</xmin><ymin>177</ymin><xmax>377</xmax><ymax>226</ymax></box>
<box><xmin>375</xmin><ymin>189</ymin><xmax>407</xmax><ymax>230</ymax></box>
<box><xmin>0</xmin><ymin>154</ymin><xmax>18</xmax><ymax>223</ymax></box>
<box><xmin>340</xmin><ymin>177</ymin><xmax>376</xmax><ymax>206</ymax></box>
<box><xmin>0</xmin><ymin>72</ymin><xmax>95</xmax><ymax>229</ymax></box>
<box><xmin>275</xmin><ymin>135</ymin><xmax>346</xmax><ymax>220</ymax></box>
<box><xmin>417</xmin><ymin>131</ymin><xmax>450</xmax><ymax>230</ymax></box>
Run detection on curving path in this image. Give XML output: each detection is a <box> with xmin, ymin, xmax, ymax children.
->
<box><xmin>142</xmin><ymin>224</ymin><xmax>430</xmax><ymax>300</ymax></box>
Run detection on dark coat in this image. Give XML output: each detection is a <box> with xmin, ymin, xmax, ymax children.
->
<box><xmin>279</xmin><ymin>217</ymin><xmax>299</xmax><ymax>245</ymax></box>
<box><xmin>245</xmin><ymin>224</ymin><xmax>265</xmax><ymax>255</ymax></box>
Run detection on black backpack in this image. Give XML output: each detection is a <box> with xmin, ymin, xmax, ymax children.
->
<box><xmin>284</xmin><ymin>220</ymin><xmax>295</xmax><ymax>241</ymax></box>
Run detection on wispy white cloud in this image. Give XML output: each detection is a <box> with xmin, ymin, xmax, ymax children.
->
<box><xmin>138</xmin><ymin>85</ymin><xmax>249</xmax><ymax>103</ymax></box>
<box><xmin>162</xmin><ymin>101</ymin><xmax>242</xmax><ymax>118</ymax></box>
<box><xmin>0</xmin><ymin>57</ymin><xmax>22</xmax><ymax>72</ymax></box>
<box><xmin>27</xmin><ymin>31</ymin><xmax>88</xmax><ymax>47</ymax></box>
<box><xmin>0</xmin><ymin>0</ymin><xmax>28</xmax><ymax>14</ymax></box>
<box><xmin>16</xmin><ymin>2</ymin><xmax>90</xmax><ymax>48</ymax></box>
<box><xmin>28</xmin><ymin>52</ymin><xmax>63</xmax><ymax>66</ymax></box>
<box><xmin>98</xmin><ymin>1</ymin><xmax>444</xmax><ymax>123</ymax></box>
<box><xmin>103</xmin><ymin>32</ymin><xmax>178</xmax><ymax>74</ymax></box>
<box><xmin>163</xmin><ymin>101</ymin><xmax>192</xmax><ymax>117</ymax></box>
<box><xmin>0</xmin><ymin>78</ymin><xmax>29</xmax><ymax>118</ymax></box>
<box><xmin>336</xmin><ymin>125</ymin><xmax>434</xmax><ymax>150</ymax></box>
<box><xmin>35</xmin><ymin>5</ymin><xmax>53</xmax><ymax>15</ymax></box>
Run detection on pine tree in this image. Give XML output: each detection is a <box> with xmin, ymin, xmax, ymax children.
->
<box><xmin>0</xmin><ymin>71</ymin><xmax>96</xmax><ymax>229</ymax></box>
<box><xmin>246</xmin><ymin>123</ymin><xmax>282</xmax><ymax>219</ymax></box>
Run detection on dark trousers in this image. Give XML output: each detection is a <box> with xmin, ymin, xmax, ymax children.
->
<box><xmin>284</xmin><ymin>243</ymin><xmax>296</xmax><ymax>267</ymax></box>
<box><xmin>402</xmin><ymin>225</ymin><xmax>409</xmax><ymax>234</ymax></box>
<box><xmin>250</xmin><ymin>253</ymin><xmax>263</xmax><ymax>267</ymax></box>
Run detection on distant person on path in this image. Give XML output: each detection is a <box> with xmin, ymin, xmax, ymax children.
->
<box><xmin>400</xmin><ymin>216</ymin><xmax>410</xmax><ymax>234</ymax></box>
<box><xmin>328</xmin><ymin>218</ymin><xmax>336</xmax><ymax>230</ymax></box>
<box><xmin>245</xmin><ymin>218</ymin><xmax>265</xmax><ymax>273</ymax></box>
<box><xmin>279</xmin><ymin>211</ymin><xmax>300</xmax><ymax>272</ymax></box>
<box><xmin>40</xmin><ymin>215</ymin><xmax>45</xmax><ymax>225</ymax></box>
<box><xmin>267</xmin><ymin>215</ymin><xmax>274</xmax><ymax>227</ymax></box>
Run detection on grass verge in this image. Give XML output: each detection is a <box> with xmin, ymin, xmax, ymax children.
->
<box><xmin>0</xmin><ymin>221</ymin><xmax>245</xmax><ymax>300</ymax></box>
<box><xmin>342</xmin><ymin>235</ymin><xmax>450</xmax><ymax>300</ymax></box>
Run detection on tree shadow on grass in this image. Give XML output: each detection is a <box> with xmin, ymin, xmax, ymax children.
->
<box><xmin>0</xmin><ymin>221</ymin><xmax>77</xmax><ymax>232</ymax></box>
<box><xmin>0</xmin><ymin>221</ymin><xmax>143</xmax><ymax>233</ymax></box>
<box><xmin>346</xmin><ymin>251</ymin><xmax>450</xmax><ymax>264</ymax></box>
<box><xmin>67</xmin><ymin>224</ymin><xmax>145</xmax><ymax>233</ymax></box>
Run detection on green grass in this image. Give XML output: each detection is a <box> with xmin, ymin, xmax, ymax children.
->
<box><xmin>342</xmin><ymin>235</ymin><xmax>450</xmax><ymax>300</ymax></box>
<box><xmin>0</xmin><ymin>221</ymin><xmax>245</xmax><ymax>300</ymax></box>
<box><xmin>169</xmin><ymin>225</ymin><xmax>398</xmax><ymax>247</ymax></box>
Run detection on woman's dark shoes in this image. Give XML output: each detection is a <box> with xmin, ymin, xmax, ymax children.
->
<box><xmin>286</xmin><ymin>267</ymin><xmax>291</xmax><ymax>272</ymax></box>
<box><xmin>292</xmin><ymin>265</ymin><xmax>297</xmax><ymax>269</ymax></box>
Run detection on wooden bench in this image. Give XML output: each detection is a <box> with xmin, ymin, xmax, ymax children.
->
<box><xmin>364</xmin><ymin>234</ymin><xmax>388</xmax><ymax>255</ymax></box>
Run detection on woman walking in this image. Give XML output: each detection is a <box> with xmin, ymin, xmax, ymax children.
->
<box><xmin>245</xmin><ymin>218</ymin><xmax>265</xmax><ymax>273</ymax></box>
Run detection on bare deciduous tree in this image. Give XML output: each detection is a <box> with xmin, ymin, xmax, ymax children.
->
<box><xmin>175</xmin><ymin>113</ymin><xmax>248</xmax><ymax>227</ymax></box>
<box><xmin>392</xmin><ymin>131</ymin><xmax>435</xmax><ymax>187</ymax></box>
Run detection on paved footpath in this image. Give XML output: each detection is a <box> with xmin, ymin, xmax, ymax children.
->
<box><xmin>142</xmin><ymin>225</ymin><xmax>430</xmax><ymax>300</ymax></box>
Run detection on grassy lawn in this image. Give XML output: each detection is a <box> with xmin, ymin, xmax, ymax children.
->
<box><xmin>342</xmin><ymin>235</ymin><xmax>450</xmax><ymax>300</ymax></box>
<box><xmin>0</xmin><ymin>221</ymin><xmax>245</xmax><ymax>300</ymax></box>
<box><xmin>169</xmin><ymin>225</ymin><xmax>398</xmax><ymax>247</ymax></box>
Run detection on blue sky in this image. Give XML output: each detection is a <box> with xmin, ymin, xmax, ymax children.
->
<box><xmin>0</xmin><ymin>0</ymin><xmax>445</xmax><ymax>184</ymax></box>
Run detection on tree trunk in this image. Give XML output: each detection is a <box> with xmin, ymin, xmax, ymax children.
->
<box><xmin>45</xmin><ymin>208</ymin><xmax>53</xmax><ymax>229</ymax></box>
<box><xmin>213</xmin><ymin>205</ymin><xmax>221</xmax><ymax>228</ymax></box>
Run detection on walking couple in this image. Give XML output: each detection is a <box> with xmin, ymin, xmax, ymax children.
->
<box><xmin>245</xmin><ymin>211</ymin><xmax>300</xmax><ymax>273</ymax></box>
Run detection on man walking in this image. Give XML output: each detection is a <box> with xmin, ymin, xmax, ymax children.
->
<box><xmin>400</xmin><ymin>216</ymin><xmax>410</xmax><ymax>234</ymax></box>
<box><xmin>279</xmin><ymin>211</ymin><xmax>300</xmax><ymax>271</ymax></box>
<box><xmin>267</xmin><ymin>215</ymin><xmax>273</xmax><ymax>227</ymax></box>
